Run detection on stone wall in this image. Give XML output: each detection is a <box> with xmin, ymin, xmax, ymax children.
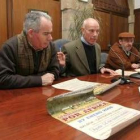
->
<box><xmin>61</xmin><ymin>0</ymin><xmax>92</xmax><ymax>40</ymax></box>
<box><xmin>128</xmin><ymin>0</ymin><xmax>135</xmax><ymax>33</ymax></box>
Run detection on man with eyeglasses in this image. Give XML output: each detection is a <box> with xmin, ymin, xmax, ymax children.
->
<box><xmin>0</xmin><ymin>11</ymin><xmax>59</xmax><ymax>89</ymax></box>
<box><xmin>58</xmin><ymin>18</ymin><xmax>116</xmax><ymax>76</ymax></box>
<box><xmin>105</xmin><ymin>32</ymin><xmax>140</xmax><ymax>70</ymax></box>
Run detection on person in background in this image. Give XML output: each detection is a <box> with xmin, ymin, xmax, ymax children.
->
<box><xmin>0</xmin><ymin>11</ymin><xmax>59</xmax><ymax>89</ymax></box>
<box><xmin>57</xmin><ymin>18</ymin><xmax>116</xmax><ymax>76</ymax></box>
<box><xmin>105</xmin><ymin>32</ymin><xmax>140</xmax><ymax>70</ymax></box>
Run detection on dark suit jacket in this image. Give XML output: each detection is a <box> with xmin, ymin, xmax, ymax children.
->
<box><xmin>62</xmin><ymin>39</ymin><xmax>102</xmax><ymax>76</ymax></box>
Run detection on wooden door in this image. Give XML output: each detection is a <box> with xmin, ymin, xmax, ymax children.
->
<box><xmin>134</xmin><ymin>9</ymin><xmax>140</xmax><ymax>43</ymax></box>
<box><xmin>0</xmin><ymin>0</ymin><xmax>7</xmax><ymax>48</ymax></box>
<box><xmin>93</xmin><ymin>0</ymin><xmax>129</xmax><ymax>51</ymax></box>
<box><xmin>0</xmin><ymin>0</ymin><xmax>61</xmax><ymax>47</ymax></box>
<box><xmin>11</xmin><ymin>0</ymin><xmax>61</xmax><ymax>40</ymax></box>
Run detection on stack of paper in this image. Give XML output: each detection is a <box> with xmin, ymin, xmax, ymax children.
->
<box><xmin>52</xmin><ymin>78</ymin><xmax>98</xmax><ymax>91</ymax></box>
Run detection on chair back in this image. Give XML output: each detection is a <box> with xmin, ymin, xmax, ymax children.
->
<box><xmin>101</xmin><ymin>52</ymin><xmax>108</xmax><ymax>65</ymax></box>
<box><xmin>53</xmin><ymin>39</ymin><xmax>70</xmax><ymax>51</ymax></box>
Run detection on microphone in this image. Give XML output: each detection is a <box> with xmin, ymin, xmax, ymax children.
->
<box><xmin>128</xmin><ymin>50</ymin><xmax>140</xmax><ymax>79</ymax></box>
<box><xmin>109</xmin><ymin>46</ymin><xmax>130</xmax><ymax>84</ymax></box>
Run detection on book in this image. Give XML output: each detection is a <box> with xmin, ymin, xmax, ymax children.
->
<box><xmin>47</xmin><ymin>85</ymin><xmax>140</xmax><ymax>140</ymax></box>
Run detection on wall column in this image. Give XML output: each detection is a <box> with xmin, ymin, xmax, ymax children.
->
<box><xmin>128</xmin><ymin>0</ymin><xmax>135</xmax><ymax>33</ymax></box>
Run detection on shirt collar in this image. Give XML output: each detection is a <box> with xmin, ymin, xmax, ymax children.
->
<box><xmin>81</xmin><ymin>36</ymin><xmax>94</xmax><ymax>46</ymax></box>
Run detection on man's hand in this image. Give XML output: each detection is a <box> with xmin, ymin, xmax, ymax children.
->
<box><xmin>57</xmin><ymin>52</ymin><xmax>66</xmax><ymax>67</ymax></box>
<box><xmin>100</xmin><ymin>67</ymin><xmax>118</xmax><ymax>75</ymax></box>
<box><xmin>41</xmin><ymin>73</ymin><xmax>55</xmax><ymax>86</ymax></box>
<box><xmin>131</xmin><ymin>63</ymin><xmax>140</xmax><ymax>69</ymax></box>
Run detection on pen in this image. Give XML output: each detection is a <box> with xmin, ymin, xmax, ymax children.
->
<box><xmin>59</xmin><ymin>45</ymin><xmax>61</xmax><ymax>52</ymax></box>
<box><xmin>59</xmin><ymin>47</ymin><xmax>61</xmax><ymax>52</ymax></box>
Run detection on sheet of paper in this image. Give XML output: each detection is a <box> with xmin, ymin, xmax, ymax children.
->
<box><xmin>115</xmin><ymin>69</ymin><xmax>137</xmax><ymax>76</ymax></box>
<box><xmin>52</xmin><ymin>78</ymin><xmax>99</xmax><ymax>91</ymax></box>
<box><xmin>135</xmin><ymin>68</ymin><xmax>140</xmax><ymax>72</ymax></box>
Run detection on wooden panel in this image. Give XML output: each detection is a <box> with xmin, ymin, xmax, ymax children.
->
<box><xmin>115</xmin><ymin>0</ymin><xmax>128</xmax><ymax>7</ymax></box>
<box><xmin>95</xmin><ymin>11</ymin><xmax>128</xmax><ymax>51</ymax></box>
<box><xmin>10</xmin><ymin>0</ymin><xmax>61</xmax><ymax>40</ymax></box>
<box><xmin>93</xmin><ymin>0</ymin><xmax>129</xmax><ymax>51</ymax></box>
<box><xmin>92</xmin><ymin>0</ymin><xmax>129</xmax><ymax>16</ymax></box>
<box><xmin>0</xmin><ymin>0</ymin><xmax>7</xmax><ymax>47</ymax></box>
<box><xmin>7</xmin><ymin>0</ymin><xmax>13</xmax><ymax>38</ymax></box>
<box><xmin>134</xmin><ymin>9</ymin><xmax>140</xmax><ymax>43</ymax></box>
<box><xmin>111</xmin><ymin>15</ymin><xmax>128</xmax><ymax>45</ymax></box>
<box><xmin>96</xmin><ymin>11</ymin><xmax>110</xmax><ymax>51</ymax></box>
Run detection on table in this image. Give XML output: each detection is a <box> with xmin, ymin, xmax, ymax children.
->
<box><xmin>0</xmin><ymin>74</ymin><xmax>140</xmax><ymax>140</ymax></box>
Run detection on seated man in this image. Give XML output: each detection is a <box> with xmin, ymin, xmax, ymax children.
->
<box><xmin>0</xmin><ymin>11</ymin><xmax>59</xmax><ymax>89</ymax></box>
<box><xmin>57</xmin><ymin>18</ymin><xmax>116</xmax><ymax>76</ymax></box>
<box><xmin>105</xmin><ymin>32</ymin><xmax>140</xmax><ymax>70</ymax></box>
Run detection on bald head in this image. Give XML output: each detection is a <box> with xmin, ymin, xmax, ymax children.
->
<box><xmin>81</xmin><ymin>18</ymin><xmax>100</xmax><ymax>45</ymax></box>
<box><xmin>82</xmin><ymin>18</ymin><xmax>99</xmax><ymax>29</ymax></box>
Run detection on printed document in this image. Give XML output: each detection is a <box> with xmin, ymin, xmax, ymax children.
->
<box><xmin>47</xmin><ymin>93</ymin><xmax>140</xmax><ymax>140</ymax></box>
<box><xmin>52</xmin><ymin>78</ymin><xmax>98</xmax><ymax>91</ymax></box>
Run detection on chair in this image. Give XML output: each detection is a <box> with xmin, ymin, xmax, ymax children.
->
<box><xmin>53</xmin><ymin>39</ymin><xmax>70</xmax><ymax>51</ymax></box>
<box><xmin>101</xmin><ymin>52</ymin><xmax>108</xmax><ymax>65</ymax></box>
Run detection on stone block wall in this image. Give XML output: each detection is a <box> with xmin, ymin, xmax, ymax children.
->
<box><xmin>61</xmin><ymin>0</ymin><xmax>92</xmax><ymax>40</ymax></box>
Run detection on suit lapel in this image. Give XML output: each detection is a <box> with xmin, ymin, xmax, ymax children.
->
<box><xmin>75</xmin><ymin>40</ymin><xmax>90</xmax><ymax>72</ymax></box>
<box><xmin>94</xmin><ymin>44</ymin><xmax>100</xmax><ymax>71</ymax></box>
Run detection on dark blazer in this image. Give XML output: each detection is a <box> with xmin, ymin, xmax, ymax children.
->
<box><xmin>0</xmin><ymin>35</ymin><xmax>59</xmax><ymax>89</ymax></box>
<box><xmin>62</xmin><ymin>39</ymin><xmax>102</xmax><ymax>76</ymax></box>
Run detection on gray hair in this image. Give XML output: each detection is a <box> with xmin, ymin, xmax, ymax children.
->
<box><xmin>23</xmin><ymin>11</ymin><xmax>51</xmax><ymax>33</ymax></box>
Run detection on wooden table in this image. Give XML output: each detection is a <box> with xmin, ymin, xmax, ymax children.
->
<box><xmin>0</xmin><ymin>74</ymin><xmax>140</xmax><ymax>140</ymax></box>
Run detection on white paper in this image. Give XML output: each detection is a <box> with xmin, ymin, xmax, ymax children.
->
<box><xmin>135</xmin><ymin>68</ymin><xmax>140</xmax><ymax>72</ymax></box>
<box><xmin>115</xmin><ymin>69</ymin><xmax>137</xmax><ymax>76</ymax></box>
<box><xmin>52</xmin><ymin>78</ymin><xmax>98</xmax><ymax>91</ymax></box>
<box><xmin>138</xmin><ymin>86</ymin><xmax>140</xmax><ymax>93</ymax></box>
<box><xmin>51</xmin><ymin>98</ymin><xmax>140</xmax><ymax>140</ymax></box>
<box><xmin>67</xmin><ymin>104</ymin><xmax>140</xmax><ymax>140</ymax></box>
